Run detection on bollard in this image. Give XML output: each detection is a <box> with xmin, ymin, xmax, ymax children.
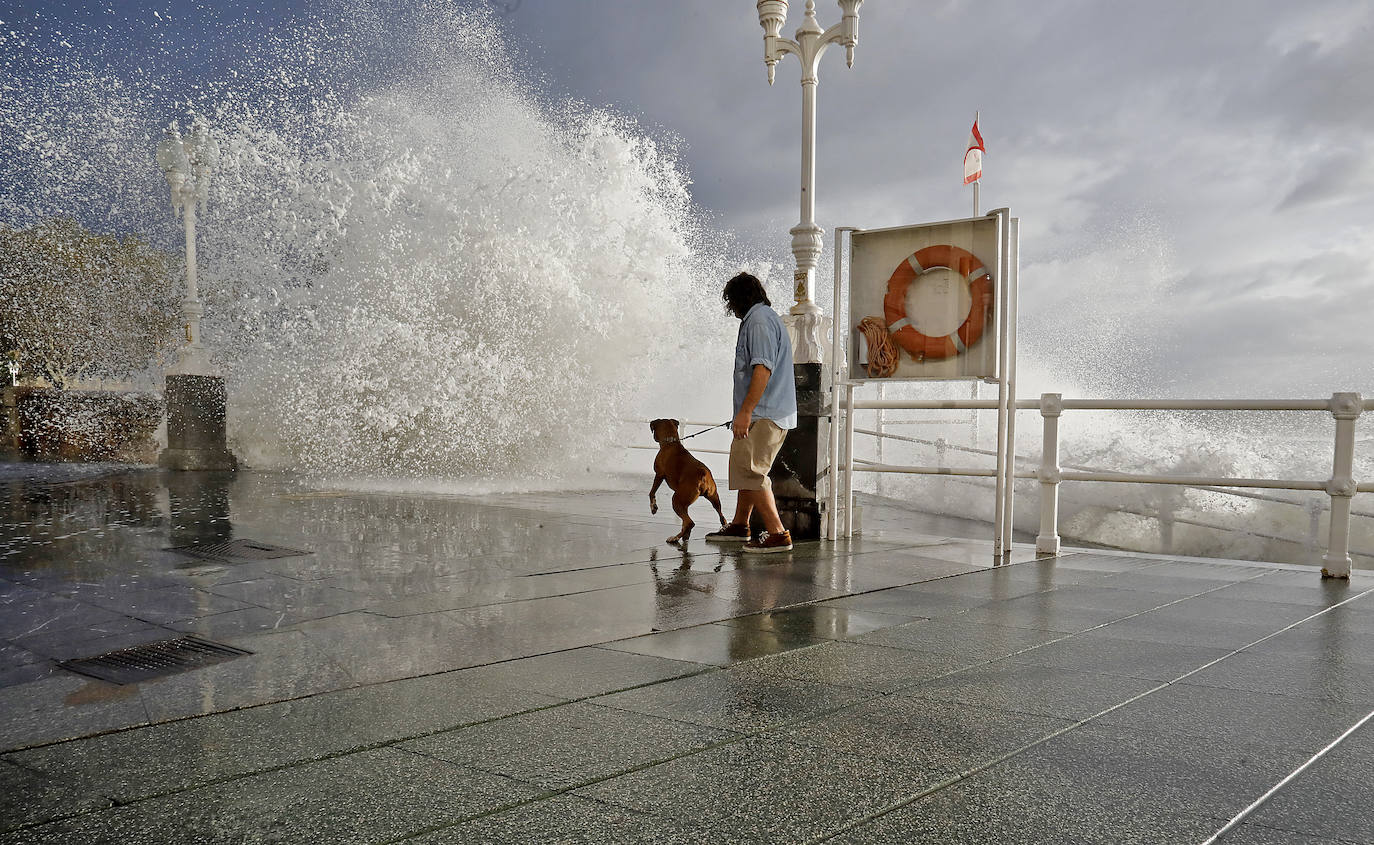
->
<box><xmin>1036</xmin><ymin>393</ymin><xmax>1062</xmax><ymax>556</ymax></box>
<box><xmin>1321</xmin><ymin>392</ymin><xmax>1362</xmax><ymax>579</ymax></box>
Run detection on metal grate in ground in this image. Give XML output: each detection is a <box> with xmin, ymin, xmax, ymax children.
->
<box><xmin>166</xmin><ymin>538</ymin><xmax>311</xmax><ymax>562</ymax></box>
<box><xmin>57</xmin><ymin>636</ymin><xmax>253</xmax><ymax>685</ymax></box>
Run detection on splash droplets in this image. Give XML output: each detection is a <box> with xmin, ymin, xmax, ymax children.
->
<box><xmin>2</xmin><ymin>5</ymin><xmax>731</xmax><ymax>480</ymax></box>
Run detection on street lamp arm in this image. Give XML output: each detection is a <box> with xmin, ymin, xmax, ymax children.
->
<box><xmin>771</xmin><ymin>36</ymin><xmax>801</xmax><ymax>59</ymax></box>
<box><xmin>819</xmin><ymin>22</ymin><xmax>848</xmax><ymax>46</ymax></box>
<box><xmin>763</xmin><ymin>35</ymin><xmax>801</xmax><ymax>84</ymax></box>
<box><xmin>819</xmin><ymin>22</ymin><xmax>858</xmax><ymax>66</ymax></box>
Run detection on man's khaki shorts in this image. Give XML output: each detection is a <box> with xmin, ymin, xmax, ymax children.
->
<box><xmin>728</xmin><ymin>418</ymin><xmax>787</xmax><ymax>491</ymax></box>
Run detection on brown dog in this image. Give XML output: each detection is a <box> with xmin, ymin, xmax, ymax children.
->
<box><xmin>649</xmin><ymin>419</ymin><xmax>726</xmax><ymax>545</ymax></box>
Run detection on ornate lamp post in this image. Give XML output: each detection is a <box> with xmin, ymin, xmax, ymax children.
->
<box><xmin>156</xmin><ymin>117</ymin><xmax>218</xmax><ymax>376</ymax></box>
<box><xmin>753</xmin><ymin>0</ymin><xmax>861</xmax><ymax>540</ymax></box>
<box><xmin>154</xmin><ymin>116</ymin><xmax>236</xmax><ymax>471</ymax></box>
<box><xmin>757</xmin><ymin>0</ymin><xmax>861</xmax><ymax>363</ymax></box>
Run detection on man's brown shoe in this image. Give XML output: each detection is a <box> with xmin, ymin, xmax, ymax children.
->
<box><xmin>704</xmin><ymin>522</ymin><xmax>750</xmax><ymax>543</ymax></box>
<box><xmin>742</xmin><ymin>530</ymin><xmax>792</xmax><ymax>554</ymax></box>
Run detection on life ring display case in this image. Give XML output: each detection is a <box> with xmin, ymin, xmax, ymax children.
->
<box><xmin>845</xmin><ymin>215</ymin><xmax>1007</xmax><ymax>382</ymax></box>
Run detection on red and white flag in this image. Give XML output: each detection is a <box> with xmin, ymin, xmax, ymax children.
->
<box><xmin>963</xmin><ymin>115</ymin><xmax>985</xmax><ymax>185</ymax></box>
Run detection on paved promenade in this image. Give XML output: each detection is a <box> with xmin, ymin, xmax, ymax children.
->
<box><xmin>1</xmin><ymin>466</ymin><xmax>1372</xmax><ymax>843</ymax></box>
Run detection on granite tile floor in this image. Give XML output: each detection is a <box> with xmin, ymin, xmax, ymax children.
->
<box><xmin>1</xmin><ymin>465</ymin><xmax>1373</xmax><ymax>843</ymax></box>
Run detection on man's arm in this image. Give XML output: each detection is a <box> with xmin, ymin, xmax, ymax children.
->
<box><xmin>732</xmin><ymin>363</ymin><xmax>771</xmax><ymax>439</ymax></box>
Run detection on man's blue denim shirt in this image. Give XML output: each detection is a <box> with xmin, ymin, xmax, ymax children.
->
<box><xmin>733</xmin><ymin>302</ymin><xmax>798</xmax><ymax>430</ymax></box>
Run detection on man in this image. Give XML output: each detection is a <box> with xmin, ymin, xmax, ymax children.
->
<box><xmin>705</xmin><ymin>272</ymin><xmax>797</xmax><ymax>553</ymax></box>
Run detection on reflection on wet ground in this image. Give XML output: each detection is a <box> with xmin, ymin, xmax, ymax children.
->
<box><xmin>1</xmin><ymin>464</ymin><xmax>1372</xmax><ymax>843</ymax></box>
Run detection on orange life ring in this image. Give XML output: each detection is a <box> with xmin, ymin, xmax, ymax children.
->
<box><xmin>882</xmin><ymin>244</ymin><xmax>994</xmax><ymax>361</ymax></box>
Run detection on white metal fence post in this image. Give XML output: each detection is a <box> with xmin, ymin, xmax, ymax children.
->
<box><xmin>1001</xmin><ymin>215</ymin><xmax>1020</xmax><ymax>559</ymax></box>
<box><xmin>843</xmin><ymin>383</ymin><xmax>857</xmax><ymax>537</ymax></box>
<box><xmin>875</xmin><ymin>382</ymin><xmax>885</xmax><ymax>498</ymax></box>
<box><xmin>827</xmin><ymin>228</ymin><xmax>849</xmax><ymax>541</ymax></box>
<box><xmin>1321</xmin><ymin>392</ymin><xmax>1363</xmax><ymax>578</ymax></box>
<box><xmin>991</xmin><ymin>210</ymin><xmax>1010</xmax><ymax>557</ymax></box>
<box><xmin>1036</xmin><ymin>393</ymin><xmax>1062</xmax><ymax>555</ymax></box>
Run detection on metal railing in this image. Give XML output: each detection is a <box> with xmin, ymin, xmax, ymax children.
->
<box><xmin>836</xmin><ymin>392</ymin><xmax>1371</xmax><ymax>577</ymax></box>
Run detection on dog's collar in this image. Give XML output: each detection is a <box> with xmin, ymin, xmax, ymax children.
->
<box><xmin>658</xmin><ymin>437</ymin><xmax>679</xmax><ymax>444</ymax></box>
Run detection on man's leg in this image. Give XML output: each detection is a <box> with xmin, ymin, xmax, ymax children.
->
<box><xmin>753</xmin><ymin>486</ymin><xmax>785</xmax><ymax>535</ymax></box>
<box><xmin>731</xmin><ymin>491</ymin><xmax>755</xmax><ymax>526</ymax></box>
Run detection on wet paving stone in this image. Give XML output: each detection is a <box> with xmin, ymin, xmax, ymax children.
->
<box><xmin>1012</xmin><ymin>631</ymin><xmax>1236</xmax><ymax>682</ymax></box>
<box><xmin>0</xmin><ymin>759</ymin><xmax>111</xmax><ymax>834</ymax></box>
<box><xmin>0</xmin><ymin>674</ymin><xmax>152</xmax><ymax>751</ymax></box>
<box><xmin>741</xmin><ymin>640</ymin><xmax>978</xmax><ymax>693</ymax></box>
<box><xmin>847</xmin><ymin>618</ymin><xmax>1063</xmax><ymax>661</ymax></box>
<box><xmin>200</xmin><ymin>575</ymin><xmax>372</xmax><ymax>616</ymax></box>
<box><xmin>1180</xmin><ymin>649</ymin><xmax>1374</xmax><ymax>704</ymax></box>
<box><xmin>600</xmin><ymin>621</ymin><xmax>824</xmax><ymax>666</ymax></box>
<box><xmin>13</xmin><ymin>618</ymin><xmax>173</xmax><ymax>661</ymax></box>
<box><xmin>562</xmin><ymin>580</ymin><xmax>740</xmax><ymax>632</ymax></box>
<box><xmin>407</xmin><ymin>794</ymin><xmax>759</xmax><ymax>844</ymax></box>
<box><xmin>1070</xmin><ymin>610</ymin><xmax>1282</xmax><ymax>649</ymax></box>
<box><xmin>591</xmin><ymin>664</ymin><xmax>874</xmax><ymax>734</ymax></box>
<box><xmin>1210</xmin><ymin>575</ymin><xmax>1363</xmax><ymax>608</ymax></box>
<box><xmin>1241</xmin><ymin>607</ymin><xmax>1374</xmax><ymax>663</ymax></box>
<box><xmin>716</xmin><ymin>604</ymin><xmax>921</xmax><ymax>641</ymax></box>
<box><xmin>774</xmin><ymin>694</ymin><xmax>1075</xmax><ymax>775</ymax></box>
<box><xmin>953</xmin><ymin>592</ymin><xmax>1168</xmax><ymax>633</ymax></box>
<box><xmin>0</xmin><ymin>747</ymin><xmax>540</xmax><ymax>845</ymax></box>
<box><xmin>816</xmin><ymin>585</ymin><xmax>988</xmax><ymax>618</ymax></box>
<box><xmin>136</xmin><ymin>630</ymin><xmax>355</xmax><ymax>721</ymax></box>
<box><xmin>0</xmin><ymin>594</ymin><xmax>132</xmax><ymax>642</ymax></box>
<box><xmin>1092</xmin><ymin>682</ymin><xmax>1372</xmax><ymax>757</ymax></box>
<box><xmin>905</xmin><ymin>660</ymin><xmax>1162</xmax><ymax>721</ymax></box>
<box><xmin>1092</xmin><ymin>570</ymin><xmax>1253</xmax><ymax>596</ymax></box>
<box><xmin>575</xmin><ymin>735</ymin><xmax>936</xmax><ymax>843</ymax></box>
<box><xmin>2</xmin><ymin>469</ymin><xmax>1368</xmax><ymax>844</ymax></box>
<box><xmin>401</xmin><ymin>701</ymin><xmax>740</xmax><ymax>789</ymax></box>
<box><xmin>1219</xmin><ymin>825</ymin><xmax>1357</xmax><ymax>844</ymax></box>
<box><xmin>5</xmin><ymin>672</ymin><xmax>565</xmax><ymax>803</ymax></box>
<box><xmin>51</xmin><ymin>584</ymin><xmax>257</xmax><ymax>627</ymax></box>
<box><xmin>826</xmin><ymin>765</ymin><xmax>1226</xmax><ymax>845</ymax></box>
<box><xmin>1004</xmin><ymin>722</ymin><xmax>1311</xmax><ymax>820</ymax></box>
<box><xmin>458</xmin><ymin>646</ymin><xmax>710</xmax><ymax>699</ymax></box>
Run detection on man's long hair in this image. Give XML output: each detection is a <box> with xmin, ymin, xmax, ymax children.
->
<box><xmin>722</xmin><ymin>272</ymin><xmax>771</xmax><ymax>319</ymax></box>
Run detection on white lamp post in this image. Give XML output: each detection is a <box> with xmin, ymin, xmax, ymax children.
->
<box><xmin>156</xmin><ymin>116</ymin><xmax>219</xmax><ymax>376</ymax></box>
<box><xmin>757</xmin><ymin>0</ymin><xmax>861</xmax><ymax>363</ymax></box>
<box><xmin>155</xmin><ymin>115</ymin><xmax>236</xmax><ymax>471</ymax></box>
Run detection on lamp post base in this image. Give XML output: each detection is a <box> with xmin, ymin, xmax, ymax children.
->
<box><xmin>160</xmin><ymin>374</ymin><xmax>237</xmax><ymax>472</ymax></box>
<box><xmin>159</xmin><ymin>447</ymin><xmax>237</xmax><ymax>472</ymax></box>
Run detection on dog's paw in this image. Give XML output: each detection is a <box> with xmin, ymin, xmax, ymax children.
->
<box><xmin>650</xmin><ymin>503</ymin><xmax>658</xmax><ymax>514</ymax></box>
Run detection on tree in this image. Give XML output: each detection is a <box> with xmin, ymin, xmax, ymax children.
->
<box><xmin>0</xmin><ymin>218</ymin><xmax>179</xmax><ymax>388</ymax></box>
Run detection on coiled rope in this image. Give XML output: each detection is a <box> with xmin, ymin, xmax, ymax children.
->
<box><xmin>857</xmin><ymin>316</ymin><xmax>899</xmax><ymax>378</ymax></box>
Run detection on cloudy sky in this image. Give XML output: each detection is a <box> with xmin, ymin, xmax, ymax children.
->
<box><xmin>7</xmin><ymin>0</ymin><xmax>1373</xmax><ymax>400</ymax></box>
<box><xmin>493</xmin><ymin>0</ymin><xmax>1374</xmax><ymax>400</ymax></box>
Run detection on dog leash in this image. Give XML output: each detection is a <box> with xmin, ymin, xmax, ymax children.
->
<box><xmin>679</xmin><ymin>421</ymin><xmax>731</xmax><ymax>440</ymax></box>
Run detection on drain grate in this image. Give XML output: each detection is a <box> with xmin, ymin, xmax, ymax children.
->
<box><xmin>57</xmin><ymin>636</ymin><xmax>253</xmax><ymax>685</ymax></box>
<box><xmin>167</xmin><ymin>538</ymin><xmax>311</xmax><ymax>562</ymax></box>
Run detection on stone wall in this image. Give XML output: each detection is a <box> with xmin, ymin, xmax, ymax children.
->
<box><xmin>2</xmin><ymin>388</ymin><xmax>164</xmax><ymax>463</ymax></box>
